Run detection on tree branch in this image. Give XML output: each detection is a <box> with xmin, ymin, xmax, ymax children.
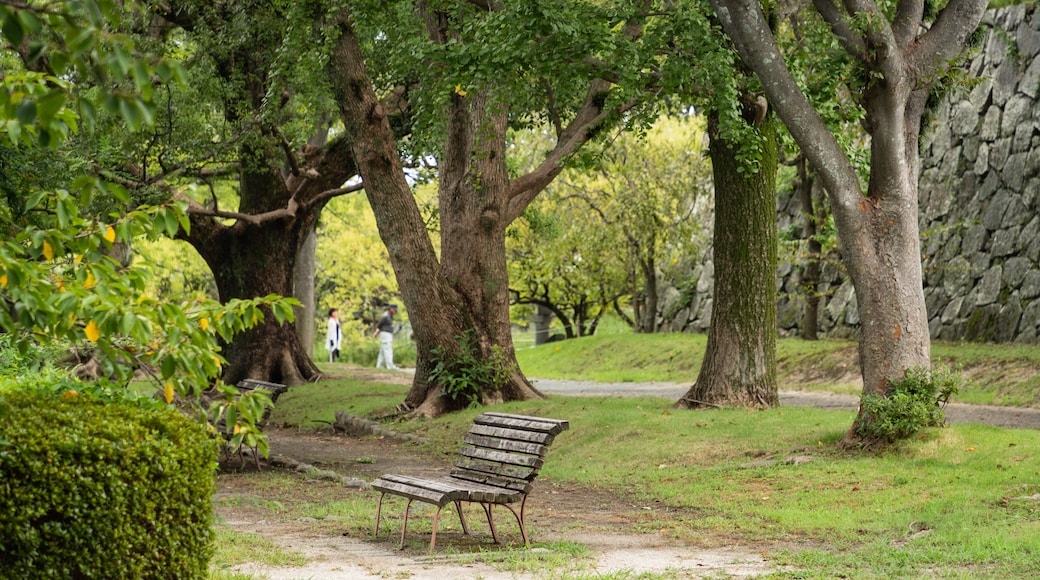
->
<box><xmin>891</xmin><ymin>0</ymin><xmax>924</xmax><ymax>46</ymax></box>
<box><xmin>911</xmin><ymin>0</ymin><xmax>987</xmax><ymax>77</ymax></box>
<box><xmin>811</xmin><ymin>0</ymin><xmax>868</xmax><ymax>61</ymax></box>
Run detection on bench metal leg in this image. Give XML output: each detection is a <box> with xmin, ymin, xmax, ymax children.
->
<box><xmin>499</xmin><ymin>495</ymin><xmax>530</xmax><ymax>547</ymax></box>
<box><xmin>480</xmin><ymin>503</ymin><xmax>500</xmax><ymax>543</ymax></box>
<box><xmin>429</xmin><ymin>505</ymin><xmax>444</xmax><ymax>552</ymax></box>
<box><xmin>455</xmin><ymin>500</ymin><xmax>470</xmax><ymax>535</ymax></box>
<box><xmin>399</xmin><ymin>499</ymin><xmax>413</xmax><ymax>550</ymax></box>
<box><xmin>374</xmin><ymin>492</ymin><xmax>386</xmax><ymax>537</ymax></box>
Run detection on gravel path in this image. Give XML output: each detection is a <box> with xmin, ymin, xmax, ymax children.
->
<box><xmin>529</xmin><ymin>378</ymin><xmax>1040</xmax><ymax>430</ymax></box>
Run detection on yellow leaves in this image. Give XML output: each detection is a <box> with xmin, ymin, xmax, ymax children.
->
<box><xmin>42</xmin><ymin>241</ymin><xmax>54</xmax><ymax>260</ymax></box>
<box><xmin>84</xmin><ymin>320</ymin><xmax>100</xmax><ymax>342</ymax></box>
<box><xmin>0</xmin><ymin>273</ymin><xmax>6</xmax><ymax>287</ymax></box>
<box><xmin>164</xmin><ymin>382</ymin><xmax>175</xmax><ymax>404</ymax></box>
<box><xmin>454</xmin><ymin>84</ymin><xmax>467</xmax><ymax>96</ymax></box>
<box><xmin>212</xmin><ymin>355</ymin><xmax>222</xmax><ymax>368</ymax></box>
<box><xmin>233</xmin><ymin>424</ymin><xmax>242</xmax><ymax>435</ymax></box>
<box><xmin>83</xmin><ymin>271</ymin><xmax>97</xmax><ymax>289</ymax></box>
<box><xmin>104</xmin><ymin>226</ymin><xmax>116</xmax><ymax>243</ymax></box>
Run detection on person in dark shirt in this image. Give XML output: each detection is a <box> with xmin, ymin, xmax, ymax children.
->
<box><xmin>372</xmin><ymin>304</ymin><xmax>398</xmax><ymax>370</ymax></box>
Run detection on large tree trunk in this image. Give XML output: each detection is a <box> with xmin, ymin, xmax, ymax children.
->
<box><xmin>838</xmin><ymin>84</ymin><xmax>932</xmax><ymax>437</ymax></box>
<box><xmin>327</xmin><ymin>13</ymin><xmax>542</xmax><ymax>417</ymax></box>
<box><xmin>676</xmin><ymin>110</ymin><xmax>778</xmax><ymax>409</ymax></box>
<box><xmin>189</xmin><ymin>211</ymin><xmax>322</xmax><ymax>386</ymax></box>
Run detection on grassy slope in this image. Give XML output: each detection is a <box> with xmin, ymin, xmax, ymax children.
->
<box><xmin>515</xmin><ymin>333</ymin><xmax>1040</xmax><ymax>407</ymax></box>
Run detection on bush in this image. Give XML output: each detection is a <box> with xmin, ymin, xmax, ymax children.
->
<box><xmin>856</xmin><ymin>365</ymin><xmax>961</xmax><ymax>445</ymax></box>
<box><xmin>0</xmin><ymin>387</ymin><xmax>219</xmax><ymax>578</ymax></box>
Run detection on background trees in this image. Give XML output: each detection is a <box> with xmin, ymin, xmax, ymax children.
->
<box><xmin>508</xmin><ymin>116</ymin><xmax>713</xmax><ymax>337</ymax></box>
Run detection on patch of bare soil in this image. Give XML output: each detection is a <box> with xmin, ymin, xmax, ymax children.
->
<box><xmin>216</xmin><ymin>428</ymin><xmax>784</xmax><ymax>579</ymax></box>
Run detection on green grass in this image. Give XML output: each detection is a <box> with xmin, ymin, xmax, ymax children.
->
<box><xmin>236</xmin><ymin>336</ymin><xmax>1040</xmax><ymax>577</ymax></box>
<box><xmin>261</xmin><ymin>374</ymin><xmax>1040</xmax><ymax>578</ymax></box>
<box><xmin>516</xmin><ymin>333</ymin><xmax>1040</xmax><ymax>407</ymax></box>
<box><xmin>269</xmin><ymin>378</ymin><xmax>405</xmax><ymax>428</ymax></box>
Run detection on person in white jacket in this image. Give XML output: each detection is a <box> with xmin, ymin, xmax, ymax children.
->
<box><xmin>326</xmin><ymin>308</ymin><xmax>341</xmax><ymax>362</ymax></box>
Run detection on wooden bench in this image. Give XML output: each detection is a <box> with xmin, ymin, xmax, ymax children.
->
<box><xmin>372</xmin><ymin>412</ymin><xmax>569</xmax><ymax>551</ymax></box>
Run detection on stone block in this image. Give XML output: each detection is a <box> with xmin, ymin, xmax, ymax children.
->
<box><xmin>975</xmin><ymin>265</ymin><xmax>1003</xmax><ymax>306</ymax></box>
<box><xmin>1002</xmin><ymin>256</ymin><xmax>1033</xmax><ymax>288</ymax></box>
<box><xmin>979</xmin><ymin>106</ymin><xmax>1002</xmax><ymax>141</ymax></box>
<box><xmin>943</xmin><ymin>255</ymin><xmax>974</xmax><ymax>295</ymax></box>
<box><xmin>997</xmin><ymin>296</ymin><xmax>1024</xmax><ymax>341</ymax></box>
<box><xmin>982</xmin><ymin>191</ymin><xmax>1010</xmax><ymax>230</ymax></box>
<box><xmin>1021</xmin><ymin>270</ymin><xmax>1040</xmax><ymax>299</ymax></box>
<box><xmin>1001</xmin><ymin>95</ymin><xmax>1032</xmax><ymax>137</ymax></box>
<box><xmin>990</xmin><ymin>226</ymin><xmax>1019</xmax><ymax>257</ymax></box>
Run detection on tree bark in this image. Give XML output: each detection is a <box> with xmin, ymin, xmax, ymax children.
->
<box><xmin>294</xmin><ymin>226</ymin><xmax>317</xmax><ymax>358</ymax></box>
<box><xmin>185</xmin><ymin>138</ymin><xmax>357</xmax><ymax>386</ymax></box>
<box><xmin>676</xmin><ymin>110</ymin><xmax>779</xmax><ymax>409</ymax></box>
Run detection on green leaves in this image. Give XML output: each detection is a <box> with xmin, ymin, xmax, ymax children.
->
<box><xmin>1</xmin><ymin>1</ymin><xmax>186</xmax><ymax>146</ymax></box>
<box><xmin>0</xmin><ymin>187</ymin><xmax>294</xmax><ymax>455</ymax></box>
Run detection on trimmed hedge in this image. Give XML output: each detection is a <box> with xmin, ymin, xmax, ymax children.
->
<box><xmin>0</xmin><ymin>388</ymin><xmax>219</xmax><ymax>578</ymax></box>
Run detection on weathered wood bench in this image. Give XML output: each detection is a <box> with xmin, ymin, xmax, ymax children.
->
<box><xmin>372</xmin><ymin>412</ymin><xmax>569</xmax><ymax>551</ymax></box>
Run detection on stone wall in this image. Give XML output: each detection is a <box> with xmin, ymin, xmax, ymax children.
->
<box><xmin>662</xmin><ymin>5</ymin><xmax>1040</xmax><ymax>343</ymax></box>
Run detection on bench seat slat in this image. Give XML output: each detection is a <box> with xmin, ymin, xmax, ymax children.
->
<box><xmin>372</xmin><ymin>478</ymin><xmax>464</xmax><ymax>506</ymax></box>
<box><xmin>373</xmin><ymin>474</ymin><xmax>526</xmax><ymax>505</ymax></box>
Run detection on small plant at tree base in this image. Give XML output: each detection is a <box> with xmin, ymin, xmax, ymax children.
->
<box><xmin>428</xmin><ymin>331</ymin><xmax>512</xmax><ymax>408</ymax></box>
<box><xmin>856</xmin><ymin>365</ymin><xmax>961</xmax><ymax>445</ymax></box>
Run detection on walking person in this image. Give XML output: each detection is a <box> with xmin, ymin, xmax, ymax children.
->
<box><xmin>373</xmin><ymin>304</ymin><xmax>399</xmax><ymax>370</ymax></box>
<box><xmin>326</xmin><ymin>308</ymin><xmax>341</xmax><ymax>363</ymax></box>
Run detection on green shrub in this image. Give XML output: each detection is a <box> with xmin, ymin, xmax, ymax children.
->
<box><xmin>0</xmin><ymin>388</ymin><xmax>219</xmax><ymax>578</ymax></box>
<box><xmin>856</xmin><ymin>365</ymin><xmax>961</xmax><ymax>444</ymax></box>
<box><xmin>428</xmin><ymin>331</ymin><xmax>513</xmax><ymax>408</ymax></box>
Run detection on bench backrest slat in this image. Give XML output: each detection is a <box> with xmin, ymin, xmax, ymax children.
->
<box><xmin>474</xmin><ymin>413</ymin><xmax>569</xmax><ymax>435</ymax></box>
<box><xmin>457</xmin><ymin>446</ymin><xmax>545</xmax><ymax>470</ymax></box>
<box><xmin>454</xmin><ymin>456</ymin><xmax>539</xmax><ymax>481</ymax></box>
<box><xmin>467</xmin><ymin>424</ymin><xmax>557</xmax><ymax>446</ymax></box>
<box><xmin>448</xmin><ymin>470</ymin><xmax>532</xmax><ymax>493</ymax></box>
<box><xmin>448</xmin><ymin>412</ymin><xmax>568</xmax><ymax>491</ymax></box>
<box><xmin>463</xmin><ymin>433</ymin><xmax>548</xmax><ymax>456</ymax></box>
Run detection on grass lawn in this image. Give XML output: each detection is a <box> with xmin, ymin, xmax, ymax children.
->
<box><xmin>261</xmin><ymin>344</ymin><xmax>1040</xmax><ymax>579</ymax></box>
